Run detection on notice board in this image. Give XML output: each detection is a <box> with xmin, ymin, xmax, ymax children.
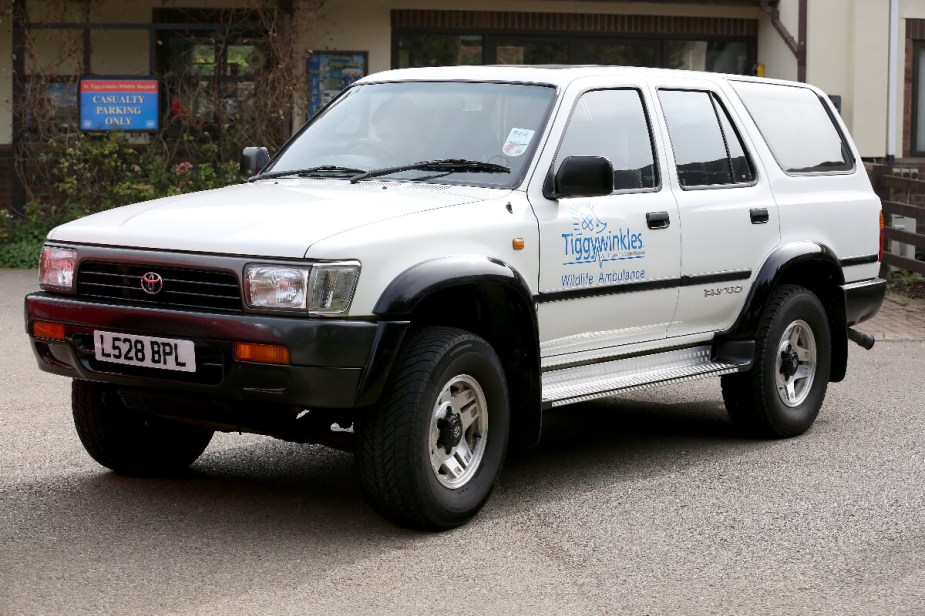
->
<box><xmin>307</xmin><ymin>51</ymin><xmax>367</xmax><ymax>117</ymax></box>
<box><xmin>79</xmin><ymin>77</ymin><xmax>159</xmax><ymax>131</ymax></box>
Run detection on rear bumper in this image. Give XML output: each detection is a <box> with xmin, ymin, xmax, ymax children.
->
<box><xmin>25</xmin><ymin>292</ymin><xmax>408</xmax><ymax>409</ymax></box>
<box><xmin>842</xmin><ymin>277</ymin><xmax>886</xmax><ymax>327</ymax></box>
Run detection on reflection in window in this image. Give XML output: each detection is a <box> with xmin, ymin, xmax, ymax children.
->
<box><xmin>495</xmin><ymin>42</ymin><xmax>569</xmax><ymax>65</ymax></box>
<box><xmin>580</xmin><ymin>43</ymin><xmax>658</xmax><ymax>67</ymax></box>
<box><xmin>732</xmin><ymin>81</ymin><xmax>852</xmax><ymax>173</ymax></box>
<box><xmin>23</xmin><ymin>80</ymin><xmax>79</xmax><ymax>135</ymax></box>
<box><xmin>659</xmin><ymin>89</ymin><xmax>754</xmax><ymax>187</ymax></box>
<box><xmin>157</xmin><ymin>23</ymin><xmax>267</xmax><ymax>130</ymax></box>
<box><xmin>398</xmin><ymin>34</ymin><xmax>483</xmax><ymax>68</ymax></box>
<box><xmin>669</xmin><ymin>41</ymin><xmax>749</xmax><ymax>74</ymax></box>
<box><xmin>269</xmin><ymin>81</ymin><xmax>555</xmax><ymax>188</ymax></box>
<box><xmin>556</xmin><ymin>89</ymin><xmax>658</xmax><ymax>191</ymax></box>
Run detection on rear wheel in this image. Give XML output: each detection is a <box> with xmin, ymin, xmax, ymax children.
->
<box><xmin>72</xmin><ymin>380</ymin><xmax>213</xmax><ymax>475</ymax></box>
<box><xmin>356</xmin><ymin>327</ymin><xmax>509</xmax><ymax>530</ymax></box>
<box><xmin>721</xmin><ymin>285</ymin><xmax>831</xmax><ymax>438</ymax></box>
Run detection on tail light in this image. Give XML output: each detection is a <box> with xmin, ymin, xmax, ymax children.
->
<box><xmin>879</xmin><ymin>211</ymin><xmax>885</xmax><ymax>262</ymax></box>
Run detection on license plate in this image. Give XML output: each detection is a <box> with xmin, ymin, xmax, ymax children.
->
<box><xmin>93</xmin><ymin>330</ymin><xmax>197</xmax><ymax>373</ymax></box>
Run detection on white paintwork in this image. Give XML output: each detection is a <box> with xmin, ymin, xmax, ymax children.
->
<box><xmin>48</xmin><ymin>179</ymin><xmax>506</xmax><ymax>259</ymax></box>
<box><xmin>46</xmin><ymin>65</ymin><xmax>882</xmax><ymax>381</ymax></box>
<box><xmin>646</xmin><ymin>75</ymin><xmax>781</xmax><ymax>337</ymax></box>
<box><xmin>530</xmin><ymin>75</ymin><xmax>681</xmax><ymax>355</ymax></box>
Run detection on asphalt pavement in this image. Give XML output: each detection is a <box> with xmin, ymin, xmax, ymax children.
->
<box><xmin>1</xmin><ymin>269</ymin><xmax>923</xmax><ymax>615</ymax></box>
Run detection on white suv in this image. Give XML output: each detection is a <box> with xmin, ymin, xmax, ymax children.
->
<box><xmin>26</xmin><ymin>66</ymin><xmax>885</xmax><ymax>529</ymax></box>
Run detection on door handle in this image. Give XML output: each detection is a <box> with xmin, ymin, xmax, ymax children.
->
<box><xmin>750</xmin><ymin>208</ymin><xmax>769</xmax><ymax>224</ymax></box>
<box><xmin>646</xmin><ymin>211</ymin><xmax>670</xmax><ymax>229</ymax></box>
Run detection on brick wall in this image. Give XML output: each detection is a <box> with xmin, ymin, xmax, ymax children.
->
<box><xmin>391</xmin><ymin>10</ymin><xmax>758</xmax><ymax>37</ymax></box>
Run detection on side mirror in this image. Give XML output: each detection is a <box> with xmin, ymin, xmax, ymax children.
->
<box><xmin>543</xmin><ymin>156</ymin><xmax>614</xmax><ymax>200</ymax></box>
<box><xmin>240</xmin><ymin>147</ymin><xmax>270</xmax><ymax>177</ymax></box>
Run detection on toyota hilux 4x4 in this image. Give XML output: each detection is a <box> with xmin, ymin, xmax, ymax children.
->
<box><xmin>26</xmin><ymin>66</ymin><xmax>885</xmax><ymax>529</ymax></box>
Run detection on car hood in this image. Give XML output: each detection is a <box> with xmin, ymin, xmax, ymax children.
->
<box><xmin>47</xmin><ymin>179</ymin><xmax>508</xmax><ymax>258</ymax></box>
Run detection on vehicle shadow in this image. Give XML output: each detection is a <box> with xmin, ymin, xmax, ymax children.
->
<box><xmin>0</xmin><ymin>389</ymin><xmax>771</xmax><ymax>614</ymax></box>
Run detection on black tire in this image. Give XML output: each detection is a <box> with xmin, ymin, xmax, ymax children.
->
<box><xmin>721</xmin><ymin>285</ymin><xmax>831</xmax><ymax>438</ymax></box>
<box><xmin>72</xmin><ymin>380</ymin><xmax>213</xmax><ymax>475</ymax></box>
<box><xmin>356</xmin><ymin>327</ymin><xmax>510</xmax><ymax>530</ymax></box>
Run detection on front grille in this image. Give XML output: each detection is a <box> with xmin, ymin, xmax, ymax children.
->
<box><xmin>77</xmin><ymin>261</ymin><xmax>242</xmax><ymax>312</ymax></box>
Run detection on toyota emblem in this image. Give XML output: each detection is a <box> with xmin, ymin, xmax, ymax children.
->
<box><xmin>140</xmin><ymin>272</ymin><xmax>164</xmax><ymax>295</ymax></box>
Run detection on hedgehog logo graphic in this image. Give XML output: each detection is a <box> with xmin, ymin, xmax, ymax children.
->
<box><xmin>571</xmin><ymin>203</ymin><xmax>608</xmax><ymax>235</ymax></box>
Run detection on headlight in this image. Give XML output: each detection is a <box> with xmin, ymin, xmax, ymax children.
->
<box><xmin>309</xmin><ymin>262</ymin><xmax>360</xmax><ymax>315</ymax></box>
<box><xmin>243</xmin><ymin>261</ymin><xmax>360</xmax><ymax>315</ymax></box>
<box><xmin>39</xmin><ymin>245</ymin><xmax>77</xmax><ymax>292</ymax></box>
<box><xmin>244</xmin><ymin>265</ymin><xmax>310</xmax><ymax>310</ymax></box>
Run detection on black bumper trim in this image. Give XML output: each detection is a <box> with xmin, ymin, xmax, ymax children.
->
<box><xmin>842</xmin><ymin>278</ymin><xmax>886</xmax><ymax>327</ymax></box>
<box><xmin>25</xmin><ymin>292</ymin><xmax>407</xmax><ymax>409</ymax></box>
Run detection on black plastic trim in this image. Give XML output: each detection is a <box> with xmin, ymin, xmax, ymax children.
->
<box><xmin>537</xmin><ymin>269</ymin><xmax>751</xmax><ymax>303</ymax></box>
<box><xmin>537</xmin><ymin>278</ymin><xmax>678</xmax><ymax>303</ymax></box>
<box><xmin>372</xmin><ymin>255</ymin><xmax>543</xmax><ymax>449</ymax></box>
<box><xmin>373</xmin><ymin>255</ymin><xmax>536</xmax><ymax>316</ymax></box>
<box><xmin>681</xmin><ymin>270</ymin><xmax>751</xmax><ymax>286</ymax></box>
<box><xmin>25</xmin><ymin>292</ymin><xmax>385</xmax><ymax>408</ymax></box>
<box><xmin>724</xmin><ymin>241</ymin><xmax>843</xmax><ymax>340</ymax></box>
<box><xmin>843</xmin><ymin>278</ymin><xmax>886</xmax><ymax>327</ymax></box>
<box><xmin>840</xmin><ymin>254</ymin><xmax>879</xmax><ymax>268</ymax></box>
<box><xmin>354</xmin><ymin>320</ymin><xmax>410</xmax><ymax>407</ymax></box>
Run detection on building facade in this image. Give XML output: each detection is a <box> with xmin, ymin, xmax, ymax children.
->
<box><xmin>1</xmin><ymin>0</ymin><xmax>924</xmax><ymax>213</ymax></box>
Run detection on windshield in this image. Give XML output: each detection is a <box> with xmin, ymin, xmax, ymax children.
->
<box><xmin>263</xmin><ymin>81</ymin><xmax>556</xmax><ymax>187</ymax></box>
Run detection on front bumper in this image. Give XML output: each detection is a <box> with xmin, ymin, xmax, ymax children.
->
<box><xmin>25</xmin><ymin>292</ymin><xmax>408</xmax><ymax>409</ymax></box>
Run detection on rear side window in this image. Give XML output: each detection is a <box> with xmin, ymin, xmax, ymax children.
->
<box><xmin>731</xmin><ymin>81</ymin><xmax>853</xmax><ymax>174</ymax></box>
<box><xmin>657</xmin><ymin>89</ymin><xmax>755</xmax><ymax>188</ymax></box>
<box><xmin>555</xmin><ymin>89</ymin><xmax>658</xmax><ymax>191</ymax></box>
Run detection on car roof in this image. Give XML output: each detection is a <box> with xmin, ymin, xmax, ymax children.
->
<box><xmin>355</xmin><ymin>65</ymin><xmax>804</xmax><ymax>90</ymax></box>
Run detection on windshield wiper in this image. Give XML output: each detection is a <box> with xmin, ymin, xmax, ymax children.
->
<box><xmin>349</xmin><ymin>159</ymin><xmax>510</xmax><ymax>184</ymax></box>
<box><xmin>251</xmin><ymin>166</ymin><xmax>367</xmax><ymax>182</ymax></box>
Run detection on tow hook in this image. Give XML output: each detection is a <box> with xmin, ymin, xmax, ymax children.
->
<box><xmin>847</xmin><ymin>328</ymin><xmax>875</xmax><ymax>350</ymax></box>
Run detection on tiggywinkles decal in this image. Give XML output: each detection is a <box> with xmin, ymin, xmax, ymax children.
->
<box><xmin>561</xmin><ymin>203</ymin><xmax>646</xmax><ymax>289</ymax></box>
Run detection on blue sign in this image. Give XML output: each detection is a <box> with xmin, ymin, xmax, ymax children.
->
<box><xmin>79</xmin><ymin>78</ymin><xmax>159</xmax><ymax>131</ymax></box>
<box><xmin>308</xmin><ymin>51</ymin><xmax>367</xmax><ymax>117</ymax></box>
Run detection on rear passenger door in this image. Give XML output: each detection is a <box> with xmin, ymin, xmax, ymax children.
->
<box><xmin>533</xmin><ymin>85</ymin><xmax>681</xmax><ymax>363</ymax></box>
<box><xmin>651</xmin><ymin>81</ymin><xmax>781</xmax><ymax>338</ymax></box>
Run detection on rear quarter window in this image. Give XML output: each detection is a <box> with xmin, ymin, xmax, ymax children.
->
<box><xmin>730</xmin><ymin>80</ymin><xmax>853</xmax><ymax>174</ymax></box>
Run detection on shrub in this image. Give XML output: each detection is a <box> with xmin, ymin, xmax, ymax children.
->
<box><xmin>0</xmin><ymin>134</ymin><xmax>240</xmax><ymax>268</ymax></box>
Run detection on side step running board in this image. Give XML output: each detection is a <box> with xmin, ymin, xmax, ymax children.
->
<box><xmin>541</xmin><ymin>344</ymin><xmax>750</xmax><ymax>408</ymax></box>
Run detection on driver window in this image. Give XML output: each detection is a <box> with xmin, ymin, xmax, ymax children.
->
<box><xmin>555</xmin><ymin>89</ymin><xmax>658</xmax><ymax>191</ymax></box>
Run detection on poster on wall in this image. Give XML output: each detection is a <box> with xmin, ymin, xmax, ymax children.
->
<box><xmin>307</xmin><ymin>51</ymin><xmax>368</xmax><ymax>117</ymax></box>
<box><xmin>79</xmin><ymin>77</ymin><xmax>159</xmax><ymax>132</ymax></box>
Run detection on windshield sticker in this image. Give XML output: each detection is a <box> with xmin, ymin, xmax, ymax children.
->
<box><xmin>502</xmin><ymin>128</ymin><xmax>535</xmax><ymax>157</ymax></box>
<box><xmin>560</xmin><ymin>203</ymin><xmax>646</xmax><ymax>287</ymax></box>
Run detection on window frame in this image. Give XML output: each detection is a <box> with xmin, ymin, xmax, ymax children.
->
<box><xmin>729</xmin><ymin>79</ymin><xmax>856</xmax><ymax>177</ymax></box>
<box><xmin>656</xmin><ymin>87</ymin><xmax>758</xmax><ymax>191</ymax></box>
<box><xmin>552</xmin><ymin>86</ymin><xmax>663</xmax><ymax>195</ymax></box>
<box><xmin>392</xmin><ymin>28</ymin><xmax>756</xmax><ymax>73</ymax></box>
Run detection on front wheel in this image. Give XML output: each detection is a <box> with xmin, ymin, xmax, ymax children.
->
<box><xmin>721</xmin><ymin>285</ymin><xmax>832</xmax><ymax>438</ymax></box>
<box><xmin>356</xmin><ymin>327</ymin><xmax>509</xmax><ymax>530</ymax></box>
<box><xmin>72</xmin><ymin>380</ymin><xmax>214</xmax><ymax>475</ymax></box>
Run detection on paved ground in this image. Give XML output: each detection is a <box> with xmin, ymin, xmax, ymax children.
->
<box><xmin>1</xmin><ymin>269</ymin><xmax>923</xmax><ymax>615</ymax></box>
<box><xmin>865</xmin><ymin>290</ymin><xmax>925</xmax><ymax>341</ymax></box>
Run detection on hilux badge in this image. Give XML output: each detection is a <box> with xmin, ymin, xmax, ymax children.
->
<box><xmin>140</xmin><ymin>272</ymin><xmax>164</xmax><ymax>295</ymax></box>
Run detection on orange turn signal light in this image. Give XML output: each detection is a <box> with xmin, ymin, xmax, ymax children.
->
<box><xmin>33</xmin><ymin>321</ymin><xmax>66</xmax><ymax>341</ymax></box>
<box><xmin>234</xmin><ymin>342</ymin><xmax>290</xmax><ymax>365</ymax></box>
<box><xmin>512</xmin><ymin>237</ymin><xmax>525</xmax><ymax>250</ymax></box>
